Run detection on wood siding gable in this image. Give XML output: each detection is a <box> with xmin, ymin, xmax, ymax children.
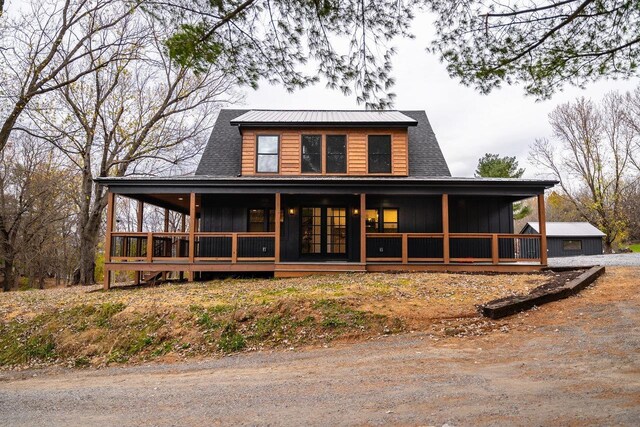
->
<box><xmin>241</xmin><ymin>128</ymin><xmax>409</xmax><ymax>176</ymax></box>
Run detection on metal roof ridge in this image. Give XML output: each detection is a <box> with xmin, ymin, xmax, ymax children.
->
<box><xmin>233</xmin><ymin>109</ymin><xmax>403</xmax><ymax>112</ymax></box>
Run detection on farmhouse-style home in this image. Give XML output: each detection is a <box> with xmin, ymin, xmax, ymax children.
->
<box><xmin>97</xmin><ymin>109</ymin><xmax>557</xmax><ymax>289</ymax></box>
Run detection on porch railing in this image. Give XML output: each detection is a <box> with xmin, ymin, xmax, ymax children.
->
<box><xmin>110</xmin><ymin>232</ymin><xmax>276</xmax><ymax>263</ymax></box>
<box><xmin>366</xmin><ymin>233</ymin><xmax>445</xmax><ymax>263</ymax></box>
<box><xmin>111</xmin><ymin>231</ymin><xmax>540</xmax><ymax>265</ymax></box>
<box><xmin>194</xmin><ymin>232</ymin><xmax>275</xmax><ymax>262</ymax></box>
<box><xmin>366</xmin><ymin>233</ymin><xmax>542</xmax><ymax>264</ymax></box>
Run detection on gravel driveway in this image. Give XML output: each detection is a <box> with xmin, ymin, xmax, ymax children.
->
<box><xmin>548</xmin><ymin>252</ymin><xmax>640</xmax><ymax>267</ymax></box>
<box><xmin>1</xmin><ymin>267</ymin><xmax>638</xmax><ymax>427</ymax></box>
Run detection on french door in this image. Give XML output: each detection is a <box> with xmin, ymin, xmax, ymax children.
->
<box><xmin>300</xmin><ymin>207</ymin><xmax>347</xmax><ymax>258</ymax></box>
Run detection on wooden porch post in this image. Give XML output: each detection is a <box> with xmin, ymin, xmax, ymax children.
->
<box><xmin>135</xmin><ymin>201</ymin><xmax>144</xmax><ymax>285</ymax></box>
<box><xmin>275</xmin><ymin>193</ymin><xmax>281</xmax><ymax>263</ymax></box>
<box><xmin>163</xmin><ymin>208</ymin><xmax>169</xmax><ymax>280</ymax></box>
<box><xmin>360</xmin><ymin>193</ymin><xmax>366</xmax><ymax>263</ymax></box>
<box><xmin>188</xmin><ymin>193</ymin><xmax>196</xmax><ymax>281</ymax></box>
<box><xmin>180</xmin><ymin>213</ymin><xmax>186</xmax><ymax>281</ymax></box>
<box><xmin>402</xmin><ymin>234</ymin><xmax>408</xmax><ymax>264</ymax></box>
<box><xmin>537</xmin><ymin>193</ymin><xmax>548</xmax><ymax>266</ymax></box>
<box><xmin>442</xmin><ymin>194</ymin><xmax>450</xmax><ymax>264</ymax></box>
<box><xmin>491</xmin><ymin>234</ymin><xmax>499</xmax><ymax>265</ymax></box>
<box><xmin>103</xmin><ymin>192</ymin><xmax>115</xmax><ymax>290</ymax></box>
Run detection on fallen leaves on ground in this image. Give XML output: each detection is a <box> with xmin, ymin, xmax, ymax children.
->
<box><xmin>0</xmin><ymin>271</ymin><xmax>555</xmax><ymax>370</ymax></box>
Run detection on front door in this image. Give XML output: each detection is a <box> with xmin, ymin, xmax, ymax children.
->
<box><xmin>300</xmin><ymin>207</ymin><xmax>347</xmax><ymax>259</ymax></box>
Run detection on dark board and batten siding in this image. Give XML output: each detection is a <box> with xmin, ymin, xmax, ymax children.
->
<box><xmin>448</xmin><ymin>196</ymin><xmax>514</xmax><ymax>259</ymax></box>
<box><xmin>364</xmin><ymin>195</ymin><xmax>443</xmax><ymax>260</ymax></box>
<box><xmin>546</xmin><ymin>237</ymin><xmax>603</xmax><ymax>257</ymax></box>
<box><xmin>199</xmin><ymin>194</ymin><xmax>516</xmax><ymax>262</ymax></box>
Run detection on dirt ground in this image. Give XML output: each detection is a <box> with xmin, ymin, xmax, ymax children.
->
<box><xmin>0</xmin><ymin>270</ymin><xmax>560</xmax><ymax>368</ymax></box>
<box><xmin>0</xmin><ymin>267</ymin><xmax>638</xmax><ymax>426</ymax></box>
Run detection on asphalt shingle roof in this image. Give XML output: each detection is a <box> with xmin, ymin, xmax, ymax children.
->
<box><xmin>195</xmin><ymin>109</ymin><xmax>450</xmax><ymax>177</ymax></box>
<box><xmin>195</xmin><ymin>109</ymin><xmax>247</xmax><ymax>177</ymax></box>
<box><xmin>524</xmin><ymin>222</ymin><xmax>606</xmax><ymax>237</ymax></box>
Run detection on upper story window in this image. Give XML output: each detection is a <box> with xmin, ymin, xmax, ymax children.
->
<box><xmin>301</xmin><ymin>135</ymin><xmax>322</xmax><ymax>173</ymax></box>
<box><xmin>256</xmin><ymin>135</ymin><xmax>279</xmax><ymax>173</ymax></box>
<box><xmin>368</xmin><ymin>135</ymin><xmax>391</xmax><ymax>173</ymax></box>
<box><xmin>326</xmin><ymin>135</ymin><xmax>347</xmax><ymax>173</ymax></box>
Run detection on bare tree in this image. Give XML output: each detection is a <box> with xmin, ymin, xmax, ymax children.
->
<box><xmin>26</xmin><ymin>13</ymin><xmax>236</xmax><ymax>285</ymax></box>
<box><xmin>618</xmin><ymin>178</ymin><xmax>640</xmax><ymax>243</ymax></box>
<box><xmin>0</xmin><ymin>0</ymin><xmax>140</xmax><ymax>157</ymax></box>
<box><xmin>622</xmin><ymin>87</ymin><xmax>640</xmax><ymax>174</ymax></box>
<box><xmin>0</xmin><ymin>135</ymin><xmax>76</xmax><ymax>291</ymax></box>
<box><xmin>530</xmin><ymin>93</ymin><xmax>636</xmax><ymax>252</ymax></box>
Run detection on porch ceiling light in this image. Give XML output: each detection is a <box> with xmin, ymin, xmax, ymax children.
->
<box><xmin>178</xmin><ymin>197</ymin><xmax>184</xmax><ymax>201</ymax></box>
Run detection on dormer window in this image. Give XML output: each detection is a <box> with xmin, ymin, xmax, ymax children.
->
<box><xmin>256</xmin><ymin>135</ymin><xmax>279</xmax><ymax>173</ymax></box>
<box><xmin>368</xmin><ymin>135</ymin><xmax>392</xmax><ymax>173</ymax></box>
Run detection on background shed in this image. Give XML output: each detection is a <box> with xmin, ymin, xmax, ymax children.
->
<box><xmin>521</xmin><ymin>222</ymin><xmax>605</xmax><ymax>257</ymax></box>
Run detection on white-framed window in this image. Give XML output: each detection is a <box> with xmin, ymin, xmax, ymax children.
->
<box><xmin>256</xmin><ymin>135</ymin><xmax>279</xmax><ymax>173</ymax></box>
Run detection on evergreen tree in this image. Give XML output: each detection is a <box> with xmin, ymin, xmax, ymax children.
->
<box><xmin>475</xmin><ymin>153</ymin><xmax>532</xmax><ymax>220</ymax></box>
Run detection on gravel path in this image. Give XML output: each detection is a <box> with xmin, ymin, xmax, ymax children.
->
<box><xmin>1</xmin><ymin>267</ymin><xmax>638</xmax><ymax>427</ymax></box>
<box><xmin>548</xmin><ymin>252</ymin><xmax>640</xmax><ymax>267</ymax></box>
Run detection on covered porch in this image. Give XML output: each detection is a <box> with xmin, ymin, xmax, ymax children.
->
<box><xmin>99</xmin><ymin>177</ymin><xmax>554</xmax><ymax>289</ymax></box>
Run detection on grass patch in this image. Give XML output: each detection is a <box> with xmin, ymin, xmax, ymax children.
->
<box><xmin>256</xmin><ymin>286</ymin><xmax>300</xmax><ymax>302</ymax></box>
<box><xmin>62</xmin><ymin>302</ymin><xmax>126</xmax><ymax>330</ymax></box>
<box><xmin>627</xmin><ymin>243</ymin><xmax>640</xmax><ymax>253</ymax></box>
<box><xmin>218</xmin><ymin>322</ymin><xmax>246</xmax><ymax>353</ymax></box>
<box><xmin>190</xmin><ymin>304</ymin><xmax>233</xmax><ymax>332</ymax></box>
<box><xmin>314</xmin><ymin>299</ymin><xmax>378</xmax><ymax>330</ymax></box>
<box><xmin>251</xmin><ymin>314</ymin><xmax>284</xmax><ymax>340</ymax></box>
<box><xmin>0</xmin><ymin>319</ymin><xmax>57</xmax><ymax>365</ymax></box>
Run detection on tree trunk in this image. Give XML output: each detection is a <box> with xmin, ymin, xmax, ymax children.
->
<box><xmin>76</xmin><ymin>230</ymin><xmax>98</xmax><ymax>285</ymax></box>
<box><xmin>0</xmin><ymin>99</ymin><xmax>26</xmax><ymax>157</ymax></box>
<box><xmin>1</xmin><ymin>231</ymin><xmax>16</xmax><ymax>291</ymax></box>
<box><xmin>2</xmin><ymin>255</ymin><xmax>15</xmax><ymax>292</ymax></box>
<box><xmin>74</xmin><ymin>193</ymin><xmax>106</xmax><ymax>286</ymax></box>
<box><xmin>604</xmin><ymin>238</ymin><xmax>614</xmax><ymax>254</ymax></box>
<box><xmin>73</xmin><ymin>171</ymin><xmax>106</xmax><ymax>286</ymax></box>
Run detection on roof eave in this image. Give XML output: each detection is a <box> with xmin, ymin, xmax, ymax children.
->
<box><xmin>230</xmin><ymin>121</ymin><xmax>418</xmax><ymax>128</ymax></box>
<box><xmin>94</xmin><ymin>177</ymin><xmax>558</xmax><ymax>198</ymax></box>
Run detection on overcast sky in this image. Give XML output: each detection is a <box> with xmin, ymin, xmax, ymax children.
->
<box><xmin>241</xmin><ymin>12</ymin><xmax>640</xmax><ymax>178</ymax></box>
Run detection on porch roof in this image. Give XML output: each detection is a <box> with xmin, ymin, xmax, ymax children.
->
<box><xmin>96</xmin><ymin>175</ymin><xmax>557</xmax><ymax>199</ymax></box>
